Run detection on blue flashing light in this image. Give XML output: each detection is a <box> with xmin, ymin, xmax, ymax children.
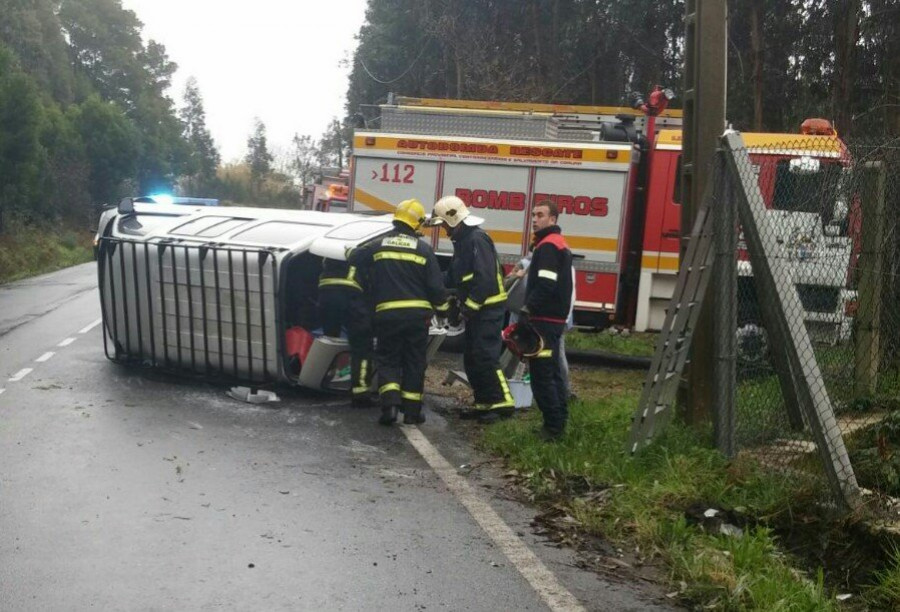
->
<box><xmin>149</xmin><ymin>194</ymin><xmax>174</xmax><ymax>206</ymax></box>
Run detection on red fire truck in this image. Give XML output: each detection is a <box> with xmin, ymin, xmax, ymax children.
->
<box><xmin>305</xmin><ymin>170</ymin><xmax>350</xmax><ymax>212</ymax></box>
<box><xmin>348</xmin><ymin>93</ymin><xmax>855</xmax><ymax>337</ymax></box>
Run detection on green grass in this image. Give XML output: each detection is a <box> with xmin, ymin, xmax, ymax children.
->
<box><xmin>480</xmin><ymin>369</ymin><xmax>837</xmax><ymax>610</ymax></box>
<box><xmin>0</xmin><ymin>218</ymin><xmax>94</xmax><ymax>284</ymax></box>
<box><xmin>565</xmin><ymin>329</ymin><xmax>657</xmax><ymax>356</ymax></box>
<box><xmin>866</xmin><ymin>546</ymin><xmax>900</xmax><ymax>611</ymax></box>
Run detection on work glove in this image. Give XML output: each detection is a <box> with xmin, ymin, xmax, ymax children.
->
<box><xmin>460</xmin><ymin>304</ymin><xmax>478</xmax><ymax>321</ymax></box>
<box><xmin>447</xmin><ymin>296</ymin><xmax>462</xmax><ymax>327</ymax></box>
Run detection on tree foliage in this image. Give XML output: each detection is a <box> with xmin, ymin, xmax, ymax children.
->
<box><xmin>0</xmin><ymin>0</ymin><xmax>227</xmax><ymax>231</ymax></box>
<box><xmin>316</xmin><ymin>118</ymin><xmax>347</xmax><ymax>170</ymax></box>
<box><xmin>179</xmin><ymin>77</ymin><xmax>221</xmax><ymax>194</ymax></box>
<box><xmin>290</xmin><ymin>134</ymin><xmax>319</xmax><ymax>187</ymax></box>
<box><xmin>347</xmin><ymin>0</ymin><xmax>900</xmax><ymax>137</ymax></box>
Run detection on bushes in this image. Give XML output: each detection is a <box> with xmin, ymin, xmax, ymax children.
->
<box><xmin>0</xmin><ymin>215</ymin><xmax>93</xmax><ymax>284</ymax></box>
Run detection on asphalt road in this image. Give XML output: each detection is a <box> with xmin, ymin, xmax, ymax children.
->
<box><xmin>0</xmin><ymin>263</ymin><xmax>672</xmax><ymax>611</ymax></box>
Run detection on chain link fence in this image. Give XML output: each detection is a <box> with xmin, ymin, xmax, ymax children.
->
<box><xmin>722</xmin><ymin>134</ymin><xmax>900</xmax><ymax>505</ymax></box>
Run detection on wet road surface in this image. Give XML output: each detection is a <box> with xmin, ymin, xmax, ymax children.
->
<box><xmin>0</xmin><ymin>263</ymin><xmax>673</xmax><ymax>610</ymax></box>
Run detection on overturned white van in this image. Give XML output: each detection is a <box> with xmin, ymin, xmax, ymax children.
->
<box><xmin>96</xmin><ymin>198</ymin><xmax>446</xmax><ymax>392</ymax></box>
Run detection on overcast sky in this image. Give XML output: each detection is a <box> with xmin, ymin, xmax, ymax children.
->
<box><xmin>120</xmin><ymin>0</ymin><xmax>369</xmax><ymax>163</ymax></box>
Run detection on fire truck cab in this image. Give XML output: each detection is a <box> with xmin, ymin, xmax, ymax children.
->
<box><xmin>637</xmin><ymin>128</ymin><xmax>855</xmax><ymax>340</ymax></box>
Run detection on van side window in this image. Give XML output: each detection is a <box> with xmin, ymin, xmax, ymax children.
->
<box><xmin>232</xmin><ymin>221</ymin><xmax>332</xmax><ymax>246</ymax></box>
<box><xmin>171</xmin><ymin>216</ymin><xmax>251</xmax><ymax>238</ymax></box>
<box><xmin>117</xmin><ymin>214</ymin><xmax>181</xmax><ymax>236</ymax></box>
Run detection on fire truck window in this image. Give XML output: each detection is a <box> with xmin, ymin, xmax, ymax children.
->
<box><xmin>672</xmin><ymin>155</ymin><xmax>683</xmax><ymax>204</ymax></box>
<box><xmin>232</xmin><ymin>221</ymin><xmax>331</xmax><ymax>246</ymax></box>
<box><xmin>772</xmin><ymin>160</ymin><xmax>841</xmax><ymax>216</ymax></box>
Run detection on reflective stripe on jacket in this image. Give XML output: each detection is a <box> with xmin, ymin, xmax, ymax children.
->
<box><xmin>348</xmin><ymin>225</ymin><xmax>449</xmax><ymax>319</ymax></box>
<box><xmin>318</xmin><ymin>259</ymin><xmax>362</xmax><ymax>291</ymax></box>
<box><xmin>445</xmin><ymin>224</ymin><xmax>507</xmax><ymax>312</ymax></box>
<box><xmin>524</xmin><ymin>225</ymin><xmax>573</xmax><ymax>321</ymax></box>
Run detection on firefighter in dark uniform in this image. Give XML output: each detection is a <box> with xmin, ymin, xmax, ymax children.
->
<box><xmin>427</xmin><ymin>196</ymin><xmax>514</xmax><ymax>423</ymax></box>
<box><xmin>521</xmin><ymin>200</ymin><xmax>574</xmax><ymax>441</ymax></box>
<box><xmin>317</xmin><ymin>258</ymin><xmax>375</xmax><ymax>407</ymax></box>
<box><xmin>348</xmin><ymin>199</ymin><xmax>449</xmax><ymax>426</ymax></box>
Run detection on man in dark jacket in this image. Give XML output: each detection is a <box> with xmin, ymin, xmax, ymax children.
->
<box><xmin>348</xmin><ymin>199</ymin><xmax>449</xmax><ymax>426</ymax></box>
<box><xmin>427</xmin><ymin>196</ymin><xmax>514</xmax><ymax>423</ymax></box>
<box><xmin>521</xmin><ymin>200</ymin><xmax>574</xmax><ymax>440</ymax></box>
<box><xmin>317</xmin><ymin>258</ymin><xmax>374</xmax><ymax>407</ymax></box>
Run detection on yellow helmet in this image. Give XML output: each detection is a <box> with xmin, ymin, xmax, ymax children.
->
<box><xmin>393</xmin><ymin>198</ymin><xmax>426</xmax><ymax>231</ymax></box>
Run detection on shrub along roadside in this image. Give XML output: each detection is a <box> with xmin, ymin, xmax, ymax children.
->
<box><xmin>0</xmin><ymin>217</ymin><xmax>94</xmax><ymax>284</ymax></box>
<box><xmin>479</xmin><ymin>368</ymin><xmax>840</xmax><ymax>610</ymax></box>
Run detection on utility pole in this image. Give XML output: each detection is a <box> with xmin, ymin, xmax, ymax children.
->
<box><xmin>681</xmin><ymin>0</ymin><xmax>727</xmax><ymax>424</ymax></box>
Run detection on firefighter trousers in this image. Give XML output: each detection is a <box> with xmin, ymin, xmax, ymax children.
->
<box><xmin>528</xmin><ymin>320</ymin><xmax>567</xmax><ymax>434</ymax></box>
<box><xmin>464</xmin><ymin>306</ymin><xmax>514</xmax><ymax>411</ymax></box>
<box><xmin>349</xmin><ymin>330</ymin><xmax>375</xmax><ymax>399</ymax></box>
<box><xmin>375</xmin><ymin>316</ymin><xmax>428</xmax><ymax>413</ymax></box>
<box><xmin>319</xmin><ymin>289</ymin><xmax>374</xmax><ymax>399</ymax></box>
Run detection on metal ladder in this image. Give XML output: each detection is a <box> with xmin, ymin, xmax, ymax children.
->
<box><xmin>627</xmin><ymin>199</ymin><xmax>715</xmax><ymax>453</ymax></box>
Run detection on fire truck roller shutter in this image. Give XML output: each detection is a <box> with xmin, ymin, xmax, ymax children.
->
<box><xmin>531</xmin><ymin>167</ymin><xmax>630</xmax><ymax>313</ymax></box>
<box><xmin>439</xmin><ymin>163</ymin><xmax>531</xmax><ymax>257</ymax></box>
<box><xmin>351</xmin><ymin>157</ymin><xmax>441</xmax><ymax>216</ymax></box>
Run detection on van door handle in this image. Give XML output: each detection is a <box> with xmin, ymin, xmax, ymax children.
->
<box><xmin>662</xmin><ymin>230</ymin><xmax>680</xmax><ymax>238</ymax></box>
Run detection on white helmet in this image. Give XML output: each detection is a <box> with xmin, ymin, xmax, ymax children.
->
<box><xmin>426</xmin><ymin>195</ymin><xmax>484</xmax><ymax>228</ymax></box>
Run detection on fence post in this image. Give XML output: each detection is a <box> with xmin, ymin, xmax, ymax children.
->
<box><xmin>855</xmin><ymin>161</ymin><xmax>886</xmax><ymax>397</ymax></box>
<box><xmin>713</xmin><ymin>151</ymin><xmax>737</xmax><ymax>457</ymax></box>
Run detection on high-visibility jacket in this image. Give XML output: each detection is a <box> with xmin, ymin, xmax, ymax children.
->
<box><xmin>445</xmin><ymin>224</ymin><xmax>507</xmax><ymax>312</ymax></box>
<box><xmin>317</xmin><ymin>258</ymin><xmax>371</xmax><ymax>336</ymax></box>
<box><xmin>318</xmin><ymin>259</ymin><xmax>363</xmax><ymax>292</ymax></box>
<box><xmin>524</xmin><ymin>225</ymin><xmax>573</xmax><ymax>322</ymax></box>
<box><xmin>348</xmin><ymin>224</ymin><xmax>449</xmax><ymax>320</ymax></box>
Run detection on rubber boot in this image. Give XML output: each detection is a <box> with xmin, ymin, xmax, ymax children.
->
<box><xmin>403</xmin><ymin>406</ymin><xmax>425</xmax><ymax>425</ymax></box>
<box><xmin>477</xmin><ymin>407</ymin><xmax>514</xmax><ymax>424</ymax></box>
<box><xmin>378</xmin><ymin>405</ymin><xmax>398</xmax><ymax>426</ymax></box>
<box><xmin>351</xmin><ymin>395</ymin><xmax>373</xmax><ymax>409</ymax></box>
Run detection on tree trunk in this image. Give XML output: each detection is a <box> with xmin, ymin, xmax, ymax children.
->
<box><xmin>833</xmin><ymin>0</ymin><xmax>861</xmax><ymax>137</ymax></box>
<box><xmin>443</xmin><ymin>41</ymin><xmax>453</xmax><ymax>98</ymax></box>
<box><xmin>750</xmin><ymin>2</ymin><xmax>764</xmax><ymax>130</ymax></box>
<box><xmin>551</xmin><ymin>0</ymin><xmax>560</xmax><ymax>94</ymax></box>
<box><xmin>455</xmin><ymin>44</ymin><xmax>463</xmax><ymax>98</ymax></box>
<box><xmin>531</xmin><ymin>0</ymin><xmax>543</xmax><ymax>91</ymax></box>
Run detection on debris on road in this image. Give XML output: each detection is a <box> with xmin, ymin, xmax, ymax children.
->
<box><xmin>226</xmin><ymin>386</ymin><xmax>280</xmax><ymax>404</ymax></box>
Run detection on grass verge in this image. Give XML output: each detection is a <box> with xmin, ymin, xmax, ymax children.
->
<box><xmin>0</xmin><ymin>217</ymin><xmax>94</xmax><ymax>284</ymax></box>
<box><xmin>565</xmin><ymin>329</ymin><xmax>657</xmax><ymax>356</ymax></box>
<box><xmin>480</xmin><ymin>368</ymin><xmax>840</xmax><ymax>610</ymax></box>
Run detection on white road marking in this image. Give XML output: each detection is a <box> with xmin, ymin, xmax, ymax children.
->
<box><xmin>0</xmin><ymin>388</ymin><xmax>5</xmax><ymax>396</ymax></box>
<box><xmin>8</xmin><ymin>369</ymin><xmax>33</xmax><ymax>383</ymax></box>
<box><xmin>57</xmin><ymin>338</ymin><xmax>77</xmax><ymax>347</ymax></box>
<box><xmin>78</xmin><ymin>318</ymin><xmax>102</xmax><ymax>334</ymax></box>
<box><xmin>36</xmin><ymin>352</ymin><xmax>55</xmax><ymax>363</ymax></box>
<box><xmin>401</xmin><ymin>426</ymin><xmax>585</xmax><ymax>612</ymax></box>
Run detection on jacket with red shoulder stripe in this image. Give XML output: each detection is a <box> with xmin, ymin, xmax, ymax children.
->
<box><xmin>524</xmin><ymin>225</ymin><xmax>573</xmax><ymax>322</ymax></box>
